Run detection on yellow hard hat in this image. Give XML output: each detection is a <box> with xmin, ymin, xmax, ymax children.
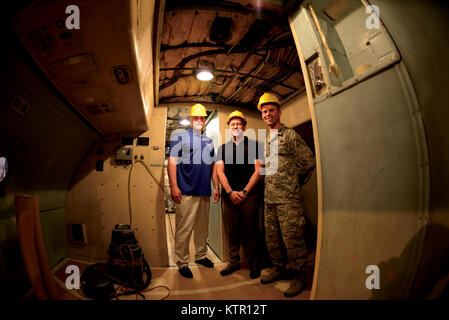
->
<box><xmin>226</xmin><ymin>110</ymin><xmax>247</xmax><ymax>125</ymax></box>
<box><xmin>257</xmin><ymin>92</ymin><xmax>280</xmax><ymax>111</ymax></box>
<box><xmin>190</xmin><ymin>103</ymin><xmax>207</xmax><ymax>117</ymax></box>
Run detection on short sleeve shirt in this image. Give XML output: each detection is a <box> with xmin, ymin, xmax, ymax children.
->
<box><xmin>169</xmin><ymin>128</ymin><xmax>215</xmax><ymax>196</ymax></box>
<box><xmin>216</xmin><ymin>136</ymin><xmax>264</xmax><ymax>194</ymax></box>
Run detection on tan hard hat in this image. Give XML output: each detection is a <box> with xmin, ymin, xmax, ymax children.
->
<box><xmin>257</xmin><ymin>92</ymin><xmax>280</xmax><ymax>111</ymax></box>
<box><xmin>226</xmin><ymin>110</ymin><xmax>247</xmax><ymax>126</ymax></box>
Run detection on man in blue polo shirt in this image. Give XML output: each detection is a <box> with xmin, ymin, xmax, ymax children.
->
<box><xmin>168</xmin><ymin>103</ymin><xmax>220</xmax><ymax>278</ymax></box>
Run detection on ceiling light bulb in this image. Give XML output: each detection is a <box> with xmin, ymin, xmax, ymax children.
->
<box><xmin>196</xmin><ymin>67</ymin><xmax>214</xmax><ymax>81</ymax></box>
<box><xmin>179</xmin><ymin>119</ymin><xmax>190</xmax><ymax>126</ymax></box>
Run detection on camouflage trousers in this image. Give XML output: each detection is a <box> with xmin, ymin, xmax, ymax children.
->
<box><xmin>264</xmin><ymin>201</ymin><xmax>307</xmax><ymax>273</ymax></box>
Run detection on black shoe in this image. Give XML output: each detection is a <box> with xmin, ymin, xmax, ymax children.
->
<box><xmin>179</xmin><ymin>266</ymin><xmax>193</xmax><ymax>278</ymax></box>
<box><xmin>195</xmin><ymin>257</ymin><xmax>214</xmax><ymax>268</ymax></box>
<box><xmin>220</xmin><ymin>264</ymin><xmax>240</xmax><ymax>276</ymax></box>
<box><xmin>249</xmin><ymin>265</ymin><xmax>261</xmax><ymax>279</ymax></box>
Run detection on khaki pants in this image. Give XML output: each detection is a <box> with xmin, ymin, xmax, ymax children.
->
<box><xmin>175</xmin><ymin>195</ymin><xmax>210</xmax><ymax>268</ymax></box>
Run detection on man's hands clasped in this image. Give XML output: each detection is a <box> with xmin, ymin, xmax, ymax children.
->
<box><xmin>229</xmin><ymin>190</ymin><xmax>247</xmax><ymax>205</ymax></box>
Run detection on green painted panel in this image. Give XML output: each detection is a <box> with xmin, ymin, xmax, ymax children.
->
<box><xmin>40</xmin><ymin>208</ymin><xmax>67</xmax><ymax>268</ymax></box>
<box><xmin>0</xmin><ymin>207</ymin><xmax>67</xmax><ymax>269</ymax></box>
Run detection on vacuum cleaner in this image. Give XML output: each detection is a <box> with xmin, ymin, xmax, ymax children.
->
<box><xmin>81</xmin><ymin>224</ymin><xmax>151</xmax><ymax>299</ymax></box>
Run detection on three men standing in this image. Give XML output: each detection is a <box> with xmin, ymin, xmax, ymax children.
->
<box><xmin>258</xmin><ymin>92</ymin><xmax>316</xmax><ymax>297</ymax></box>
<box><xmin>168</xmin><ymin>96</ymin><xmax>315</xmax><ymax>298</ymax></box>
<box><xmin>216</xmin><ymin>110</ymin><xmax>265</xmax><ymax>279</ymax></box>
<box><xmin>168</xmin><ymin>103</ymin><xmax>220</xmax><ymax>279</ymax></box>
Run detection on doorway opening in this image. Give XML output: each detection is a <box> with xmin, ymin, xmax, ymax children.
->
<box><xmin>163</xmin><ymin>105</ymin><xmax>221</xmax><ymax>267</ymax></box>
<box><xmin>293</xmin><ymin>120</ymin><xmax>318</xmax><ymax>281</ymax></box>
<box><xmin>154</xmin><ymin>0</ymin><xmax>319</xmax><ymax>295</ymax></box>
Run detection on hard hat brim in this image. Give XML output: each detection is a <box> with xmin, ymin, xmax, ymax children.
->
<box><xmin>189</xmin><ymin>113</ymin><xmax>207</xmax><ymax>117</ymax></box>
<box><xmin>257</xmin><ymin>102</ymin><xmax>281</xmax><ymax>111</ymax></box>
<box><xmin>226</xmin><ymin>116</ymin><xmax>247</xmax><ymax>126</ymax></box>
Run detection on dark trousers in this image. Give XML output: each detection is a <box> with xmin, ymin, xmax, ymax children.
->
<box><xmin>222</xmin><ymin>192</ymin><xmax>264</xmax><ymax>268</ymax></box>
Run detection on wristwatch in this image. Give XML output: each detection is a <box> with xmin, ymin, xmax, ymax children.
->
<box><xmin>227</xmin><ymin>189</ymin><xmax>233</xmax><ymax>195</ymax></box>
<box><xmin>243</xmin><ymin>189</ymin><xmax>248</xmax><ymax>195</ymax></box>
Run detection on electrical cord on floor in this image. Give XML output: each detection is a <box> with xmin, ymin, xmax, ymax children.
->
<box><xmin>113</xmin><ymin>285</ymin><xmax>171</xmax><ymax>300</ymax></box>
<box><xmin>107</xmin><ymin>243</ymin><xmax>171</xmax><ymax>300</ymax></box>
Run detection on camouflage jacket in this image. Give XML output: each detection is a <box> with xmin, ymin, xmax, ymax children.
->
<box><xmin>264</xmin><ymin>124</ymin><xmax>315</xmax><ymax>204</ymax></box>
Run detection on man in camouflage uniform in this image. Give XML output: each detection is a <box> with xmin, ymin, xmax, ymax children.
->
<box><xmin>257</xmin><ymin>92</ymin><xmax>316</xmax><ymax>297</ymax></box>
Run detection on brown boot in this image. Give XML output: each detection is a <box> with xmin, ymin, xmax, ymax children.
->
<box><xmin>284</xmin><ymin>273</ymin><xmax>306</xmax><ymax>297</ymax></box>
<box><xmin>261</xmin><ymin>266</ymin><xmax>285</xmax><ymax>284</ymax></box>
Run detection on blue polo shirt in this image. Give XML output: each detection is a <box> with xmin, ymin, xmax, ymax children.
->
<box><xmin>169</xmin><ymin>128</ymin><xmax>215</xmax><ymax>196</ymax></box>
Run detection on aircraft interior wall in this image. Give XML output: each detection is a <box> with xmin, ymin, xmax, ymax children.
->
<box><xmin>65</xmin><ymin>106</ymin><xmax>168</xmax><ymax>266</ymax></box>
<box><xmin>290</xmin><ymin>0</ymin><xmax>449</xmax><ymax>299</ymax></box>
<box><xmin>0</xmin><ymin>19</ymin><xmax>101</xmax><ymax>298</ymax></box>
<box><xmin>370</xmin><ymin>0</ymin><xmax>449</xmax><ymax>299</ymax></box>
